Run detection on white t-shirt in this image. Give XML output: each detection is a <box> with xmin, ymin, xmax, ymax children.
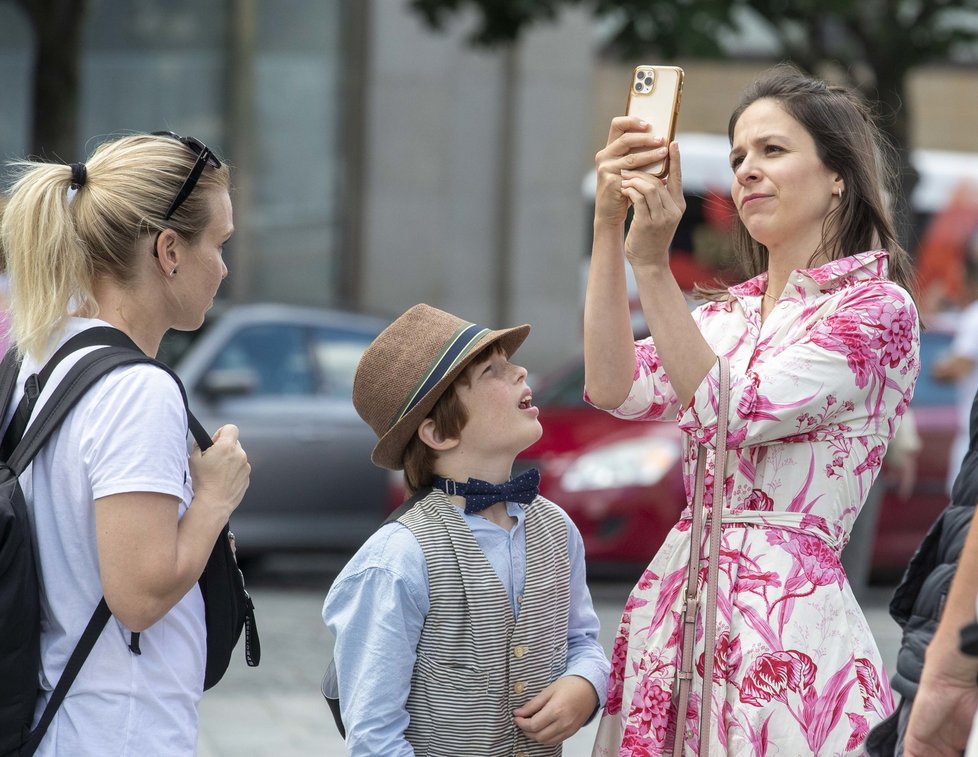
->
<box><xmin>5</xmin><ymin>318</ymin><xmax>205</xmax><ymax>756</ymax></box>
<box><xmin>947</xmin><ymin>301</ymin><xmax>978</xmax><ymax>493</ymax></box>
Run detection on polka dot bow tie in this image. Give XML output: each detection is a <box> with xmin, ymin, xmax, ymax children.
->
<box><xmin>432</xmin><ymin>468</ymin><xmax>541</xmax><ymax>515</ymax></box>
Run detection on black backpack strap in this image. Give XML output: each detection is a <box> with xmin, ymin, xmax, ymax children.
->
<box><xmin>383</xmin><ymin>486</ymin><xmax>432</xmax><ymax>525</ymax></box>
<box><xmin>7</xmin><ymin>346</ymin><xmax>165</xmax><ymax>475</ymax></box>
<box><xmin>21</xmin><ymin>600</ymin><xmax>112</xmax><ymax>754</ymax></box>
<box><xmin>0</xmin><ymin>327</ymin><xmax>144</xmax><ymax>460</ymax></box>
<box><xmin>187</xmin><ymin>412</ymin><xmax>213</xmax><ymax>451</ymax></box>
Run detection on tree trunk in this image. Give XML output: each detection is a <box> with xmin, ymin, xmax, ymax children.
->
<box><xmin>19</xmin><ymin>0</ymin><xmax>86</xmax><ymax>161</ymax></box>
<box><xmin>867</xmin><ymin>68</ymin><xmax>919</xmax><ymax>256</ymax></box>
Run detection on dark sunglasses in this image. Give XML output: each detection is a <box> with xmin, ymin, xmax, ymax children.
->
<box><xmin>152</xmin><ymin>131</ymin><xmax>221</xmax><ymax>221</ymax></box>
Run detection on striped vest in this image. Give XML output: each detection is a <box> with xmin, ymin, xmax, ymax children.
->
<box><xmin>399</xmin><ymin>491</ymin><xmax>571</xmax><ymax>756</ymax></box>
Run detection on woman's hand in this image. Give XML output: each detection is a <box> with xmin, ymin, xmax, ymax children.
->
<box><xmin>593</xmin><ymin>116</ymin><xmax>668</xmax><ymax>227</ymax></box>
<box><xmin>190</xmin><ymin>423</ymin><xmax>251</xmax><ymax>521</ymax></box>
<box><xmin>621</xmin><ymin>141</ymin><xmax>686</xmax><ymax>271</ymax></box>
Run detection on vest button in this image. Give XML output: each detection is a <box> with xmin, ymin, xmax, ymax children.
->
<box><xmin>513</xmin><ymin>680</ymin><xmax>526</xmax><ymax>694</ymax></box>
<box><xmin>516</xmin><ymin>752</ymin><xmax>528</xmax><ymax>757</ymax></box>
<box><xmin>513</xmin><ymin>645</ymin><xmax>527</xmax><ymax>658</ymax></box>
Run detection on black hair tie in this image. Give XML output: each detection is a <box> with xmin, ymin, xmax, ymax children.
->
<box><xmin>69</xmin><ymin>162</ymin><xmax>87</xmax><ymax>188</ymax></box>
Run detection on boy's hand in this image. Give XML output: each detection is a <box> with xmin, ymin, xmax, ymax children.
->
<box><xmin>513</xmin><ymin>675</ymin><xmax>598</xmax><ymax>745</ymax></box>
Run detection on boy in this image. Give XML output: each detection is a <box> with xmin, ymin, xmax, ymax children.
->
<box><xmin>323</xmin><ymin>304</ymin><xmax>609</xmax><ymax>756</ymax></box>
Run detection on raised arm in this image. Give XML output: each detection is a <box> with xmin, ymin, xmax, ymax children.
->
<box><xmin>585</xmin><ymin>120</ymin><xmax>716</xmax><ymax>410</ymax></box>
<box><xmin>584</xmin><ymin>116</ymin><xmax>675</xmax><ymax>410</ymax></box>
<box><xmin>620</xmin><ymin>142</ymin><xmax>717</xmax><ymax>406</ymax></box>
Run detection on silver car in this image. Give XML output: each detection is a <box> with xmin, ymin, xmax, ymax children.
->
<box><xmin>160</xmin><ymin>303</ymin><xmax>392</xmax><ymax>558</ymax></box>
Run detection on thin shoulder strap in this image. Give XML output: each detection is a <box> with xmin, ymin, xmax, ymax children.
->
<box><xmin>698</xmin><ymin>356</ymin><xmax>730</xmax><ymax>753</ymax></box>
<box><xmin>672</xmin><ymin>355</ymin><xmax>730</xmax><ymax>757</ymax></box>
<box><xmin>20</xmin><ymin>599</ymin><xmax>111</xmax><ymax>754</ymax></box>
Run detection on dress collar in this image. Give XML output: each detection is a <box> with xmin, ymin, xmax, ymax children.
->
<box><xmin>729</xmin><ymin>249</ymin><xmax>890</xmax><ymax>301</ymax></box>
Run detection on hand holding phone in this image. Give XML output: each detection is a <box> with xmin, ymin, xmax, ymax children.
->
<box><xmin>625</xmin><ymin>65</ymin><xmax>684</xmax><ymax>177</ymax></box>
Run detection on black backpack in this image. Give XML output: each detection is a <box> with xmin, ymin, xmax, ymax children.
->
<box><xmin>0</xmin><ymin>327</ymin><xmax>260</xmax><ymax>756</ymax></box>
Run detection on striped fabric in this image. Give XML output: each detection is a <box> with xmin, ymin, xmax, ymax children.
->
<box><xmin>399</xmin><ymin>491</ymin><xmax>571</xmax><ymax>756</ymax></box>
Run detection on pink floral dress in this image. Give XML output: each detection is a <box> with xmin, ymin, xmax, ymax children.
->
<box><xmin>591</xmin><ymin>250</ymin><xmax>919</xmax><ymax>756</ymax></box>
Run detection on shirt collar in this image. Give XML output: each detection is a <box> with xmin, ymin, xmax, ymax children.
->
<box><xmin>729</xmin><ymin>249</ymin><xmax>890</xmax><ymax>301</ymax></box>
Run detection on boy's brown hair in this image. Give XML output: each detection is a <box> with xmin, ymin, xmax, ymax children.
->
<box><xmin>402</xmin><ymin>343</ymin><xmax>504</xmax><ymax>493</ymax></box>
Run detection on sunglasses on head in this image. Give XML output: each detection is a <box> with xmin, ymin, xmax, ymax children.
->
<box><xmin>152</xmin><ymin>131</ymin><xmax>221</xmax><ymax>221</ymax></box>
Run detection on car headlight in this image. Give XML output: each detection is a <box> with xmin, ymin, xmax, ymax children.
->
<box><xmin>561</xmin><ymin>436</ymin><xmax>681</xmax><ymax>492</ymax></box>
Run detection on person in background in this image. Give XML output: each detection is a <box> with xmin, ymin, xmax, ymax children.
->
<box><xmin>932</xmin><ymin>237</ymin><xmax>978</xmax><ymax>494</ymax></box>
<box><xmin>585</xmin><ymin>65</ymin><xmax>919</xmax><ymax>755</ymax></box>
<box><xmin>0</xmin><ymin>132</ymin><xmax>250</xmax><ymax>755</ymax></box>
<box><xmin>323</xmin><ymin>303</ymin><xmax>610</xmax><ymax>756</ymax></box>
<box><xmin>866</xmin><ymin>383</ymin><xmax>978</xmax><ymax>756</ymax></box>
<box><xmin>842</xmin><ymin>407</ymin><xmax>921</xmax><ymax>602</ymax></box>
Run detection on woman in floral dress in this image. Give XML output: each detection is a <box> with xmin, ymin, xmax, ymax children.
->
<box><xmin>585</xmin><ymin>66</ymin><xmax>919</xmax><ymax>755</ymax></box>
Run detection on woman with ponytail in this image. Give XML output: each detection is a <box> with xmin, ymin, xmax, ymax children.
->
<box><xmin>0</xmin><ymin>132</ymin><xmax>251</xmax><ymax>755</ymax></box>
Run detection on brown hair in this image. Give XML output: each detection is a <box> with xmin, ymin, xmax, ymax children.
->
<box><xmin>401</xmin><ymin>343</ymin><xmax>504</xmax><ymax>493</ymax></box>
<box><xmin>697</xmin><ymin>64</ymin><xmax>916</xmax><ymax>300</ymax></box>
<box><xmin>1</xmin><ymin>133</ymin><xmax>230</xmax><ymax>360</ymax></box>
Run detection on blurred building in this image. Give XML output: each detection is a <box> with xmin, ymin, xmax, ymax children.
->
<box><xmin>0</xmin><ymin>1</ymin><xmax>975</xmax><ymax>375</ymax></box>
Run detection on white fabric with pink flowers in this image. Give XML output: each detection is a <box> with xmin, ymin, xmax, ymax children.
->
<box><xmin>590</xmin><ymin>250</ymin><xmax>919</xmax><ymax>756</ymax></box>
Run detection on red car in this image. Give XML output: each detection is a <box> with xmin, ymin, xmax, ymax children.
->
<box><xmin>517</xmin><ymin>328</ymin><xmax>956</xmax><ymax>580</ymax></box>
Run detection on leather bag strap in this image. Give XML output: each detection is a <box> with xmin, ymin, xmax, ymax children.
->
<box><xmin>671</xmin><ymin>356</ymin><xmax>730</xmax><ymax>757</ymax></box>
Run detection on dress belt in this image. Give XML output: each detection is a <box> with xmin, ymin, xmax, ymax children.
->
<box><xmin>681</xmin><ymin>508</ymin><xmax>844</xmax><ymax>553</ymax></box>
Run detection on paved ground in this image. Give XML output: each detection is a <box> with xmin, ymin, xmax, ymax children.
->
<box><xmin>197</xmin><ymin>558</ymin><xmax>904</xmax><ymax>757</ymax></box>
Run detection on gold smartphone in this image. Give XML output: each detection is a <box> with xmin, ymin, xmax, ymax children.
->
<box><xmin>624</xmin><ymin>65</ymin><xmax>684</xmax><ymax>177</ymax></box>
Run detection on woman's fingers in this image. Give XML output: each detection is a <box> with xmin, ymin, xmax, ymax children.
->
<box><xmin>622</xmin><ymin>171</ymin><xmax>666</xmax><ymax>210</ymax></box>
<box><xmin>664</xmin><ymin>142</ymin><xmax>686</xmax><ymax>210</ymax></box>
<box><xmin>606</xmin><ymin>115</ymin><xmax>649</xmax><ymax>144</ymax></box>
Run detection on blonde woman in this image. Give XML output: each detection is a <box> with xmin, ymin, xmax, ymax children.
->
<box><xmin>0</xmin><ymin>132</ymin><xmax>250</xmax><ymax>755</ymax></box>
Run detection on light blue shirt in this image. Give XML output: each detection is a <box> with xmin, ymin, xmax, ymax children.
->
<box><xmin>322</xmin><ymin>501</ymin><xmax>610</xmax><ymax>757</ymax></box>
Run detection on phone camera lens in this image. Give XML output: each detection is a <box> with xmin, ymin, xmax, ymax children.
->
<box><xmin>636</xmin><ymin>71</ymin><xmax>644</xmax><ymax>79</ymax></box>
<box><xmin>635</xmin><ymin>82</ymin><xmax>644</xmax><ymax>92</ymax></box>
<box><xmin>644</xmin><ymin>77</ymin><xmax>653</xmax><ymax>86</ymax></box>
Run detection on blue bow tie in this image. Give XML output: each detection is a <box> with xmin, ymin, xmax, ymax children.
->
<box><xmin>431</xmin><ymin>468</ymin><xmax>540</xmax><ymax>515</ymax></box>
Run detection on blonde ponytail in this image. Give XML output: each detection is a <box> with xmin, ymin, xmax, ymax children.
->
<box><xmin>1</xmin><ymin>162</ymin><xmax>94</xmax><ymax>361</ymax></box>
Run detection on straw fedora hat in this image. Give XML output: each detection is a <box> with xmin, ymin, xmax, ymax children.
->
<box><xmin>353</xmin><ymin>303</ymin><xmax>530</xmax><ymax>470</ymax></box>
